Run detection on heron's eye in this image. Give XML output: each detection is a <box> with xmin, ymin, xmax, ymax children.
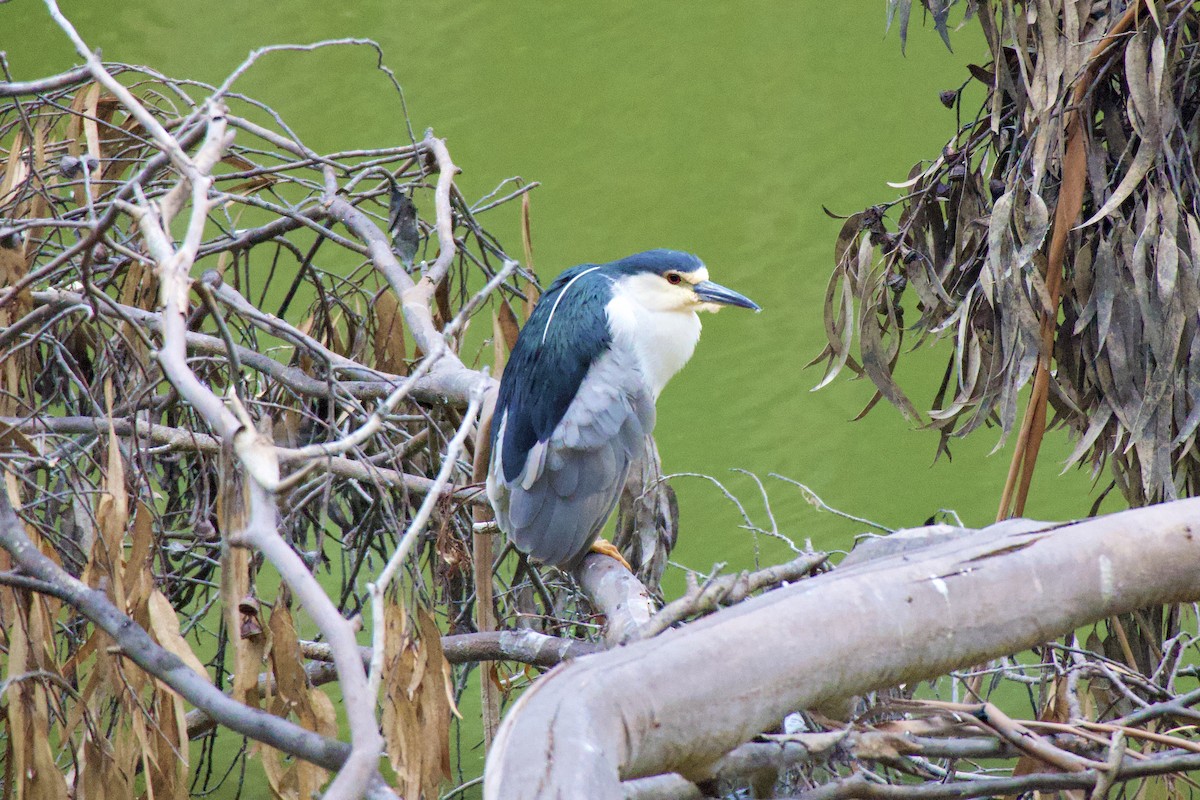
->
<box><xmin>666</xmin><ymin>273</ymin><xmax>682</xmax><ymax>285</ymax></box>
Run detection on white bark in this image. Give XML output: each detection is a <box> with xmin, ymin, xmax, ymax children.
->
<box><xmin>485</xmin><ymin>498</ymin><xmax>1200</xmax><ymax>799</ymax></box>
<box><xmin>575</xmin><ymin>553</ymin><xmax>657</xmax><ymax>646</ymax></box>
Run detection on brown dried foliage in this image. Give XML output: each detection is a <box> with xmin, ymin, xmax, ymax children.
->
<box><xmin>819</xmin><ymin>1</ymin><xmax>1200</xmax><ymax>509</ymax></box>
<box><xmin>381</xmin><ymin>603</ymin><xmax>454</xmax><ymax>800</ymax></box>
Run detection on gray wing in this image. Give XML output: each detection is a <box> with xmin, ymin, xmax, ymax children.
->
<box><xmin>487</xmin><ymin>347</ymin><xmax>655</xmax><ymax>568</ymax></box>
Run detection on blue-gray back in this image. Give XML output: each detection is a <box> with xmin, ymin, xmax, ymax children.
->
<box><xmin>492</xmin><ymin>264</ymin><xmax>613</xmax><ymax>482</ymax></box>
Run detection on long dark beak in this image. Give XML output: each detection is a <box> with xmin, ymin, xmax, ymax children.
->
<box><xmin>694</xmin><ymin>280</ymin><xmax>761</xmax><ymax>311</ymax></box>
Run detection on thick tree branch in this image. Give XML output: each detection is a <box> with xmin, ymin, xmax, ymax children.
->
<box><xmin>486</xmin><ymin>498</ymin><xmax>1200</xmax><ymax>799</ymax></box>
<box><xmin>574</xmin><ymin>552</ymin><xmax>658</xmax><ymax>646</ymax></box>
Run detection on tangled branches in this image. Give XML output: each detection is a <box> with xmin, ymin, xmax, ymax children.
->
<box><xmin>0</xmin><ymin>14</ymin><xmax>665</xmax><ymax>796</ymax></box>
<box><xmin>818</xmin><ymin>1</ymin><xmax>1200</xmax><ymax>512</ymax></box>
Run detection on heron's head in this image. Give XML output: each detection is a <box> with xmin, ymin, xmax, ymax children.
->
<box><xmin>605</xmin><ymin>250</ymin><xmax>760</xmax><ymax>314</ymax></box>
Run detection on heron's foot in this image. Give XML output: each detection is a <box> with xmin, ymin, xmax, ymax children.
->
<box><xmin>589</xmin><ymin>538</ymin><xmax>632</xmax><ymax>571</ymax></box>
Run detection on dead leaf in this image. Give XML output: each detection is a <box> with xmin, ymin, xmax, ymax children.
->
<box><xmin>267</xmin><ymin>601</ymin><xmax>309</xmax><ymax>711</ymax></box>
<box><xmin>148</xmin><ymin>590</ymin><xmax>211</xmax><ymax>684</ymax></box>
<box><xmin>497</xmin><ymin>296</ymin><xmax>520</xmax><ymax>353</ymax></box>
<box><xmin>382</xmin><ymin>601</ymin><xmax>453</xmax><ymax>799</ymax></box>
<box><xmin>372</xmin><ymin>289</ymin><xmax>408</xmax><ymax>376</ymax></box>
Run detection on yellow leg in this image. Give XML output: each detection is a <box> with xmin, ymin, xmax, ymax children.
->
<box><xmin>589</xmin><ymin>538</ymin><xmax>632</xmax><ymax>571</ymax></box>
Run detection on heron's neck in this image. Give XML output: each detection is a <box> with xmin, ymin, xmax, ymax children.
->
<box><xmin>605</xmin><ymin>294</ymin><xmax>701</xmax><ymax>399</ymax></box>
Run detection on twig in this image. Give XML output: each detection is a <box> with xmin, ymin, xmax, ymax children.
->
<box><xmin>632</xmin><ymin>551</ymin><xmax>827</xmax><ymax>641</ymax></box>
<box><xmin>1113</xmin><ymin>684</ymin><xmax>1200</xmax><ymax>727</ymax></box>
<box><xmin>898</xmin><ymin>699</ymin><xmax>1101</xmax><ymax>772</ymax></box>
<box><xmin>421</xmin><ymin>130</ymin><xmax>461</xmax><ymax>286</ymax></box>
<box><xmin>770</xmin><ymin>473</ymin><xmax>893</xmax><ymax>532</ymax></box>
<box><xmin>785</xmin><ymin>749</ymin><xmax>1200</xmax><ymax>800</ymax></box>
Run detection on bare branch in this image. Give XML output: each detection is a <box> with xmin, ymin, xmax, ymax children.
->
<box><xmin>783</xmin><ymin>753</ymin><xmax>1200</xmax><ymax>800</ymax></box>
<box><xmin>44</xmin><ymin>0</ymin><xmax>195</xmax><ymax>173</ymax></box>
<box><xmin>236</xmin><ymin>480</ymin><xmax>383</xmax><ymax>799</ymax></box>
<box><xmin>0</xmin><ymin>65</ymin><xmax>91</xmax><ymax>97</ymax></box>
<box><xmin>300</xmin><ymin>631</ymin><xmax>603</xmax><ymax>669</ymax></box>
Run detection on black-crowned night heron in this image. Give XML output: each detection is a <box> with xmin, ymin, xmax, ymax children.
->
<box><xmin>486</xmin><ymin>249</ymin><xmax>759</xmax><ymax>569</ymax></box>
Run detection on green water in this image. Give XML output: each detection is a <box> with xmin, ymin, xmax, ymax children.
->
<box><xmin>3</xmin><ymin>0</ymin><xmax>1111</xmax><ymax>793</ymax></box>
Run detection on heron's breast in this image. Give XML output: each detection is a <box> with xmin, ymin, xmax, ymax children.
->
<box><xmin>605</xmin><ymin>294</ymin><xmax>701</xmax><ymax>398</ymax></box>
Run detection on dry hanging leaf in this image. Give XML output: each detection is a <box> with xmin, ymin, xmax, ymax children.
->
<box><xmin>382</xmin><ymin>602</ymin><xmax>454</xmax><ymax>799</ymax></box>
<box><xmin>521</xmin><ymin>191</ymin><xmax>535</xmax><ymax>273</ymax></box>
<box><xmin>261</xmin><ymin>601</ymin><xmax>330</xmax><ymax>800</ymax></box>
<box><xmin>221</xmin><ymin>152</ymin><xmax>280</xmax><ymax>195</ymax></box>
<box><xmin>148</xmin><ymin>590</ymin><xmax>211</xmax><ymax>683</ymax></box>
<box><xmin>218</xmin><ymin>457</ymin><xmax>265</xmax><ymax>708</ymax></box>
<box><xmin>6</xmin><ymin>593</ymin><xmax>70</xmax><ymax>800</ymax></box>
<box><xmin>381</xmin><ymin>601</ymin><xmax>413</xmax><ymax>773</ymax></box>
<box><xmin>64</xmin><ymin>82</ymin><xmax>101</xmax><ymax>206</ymax></box>
<box><xmin>23</xmin><ymin>119</ymin><xmax>49</xmax><ymax>257</ymax></box>
<box><xmin>267</xmin><ymin>601</ymin><xmax>309</xmax><ymax>712</ymax></box>
<box><xmin>815</xmin><ymin>2</ymin><xmax>1200</xmax><ymax>514</ymax></box>
<box><xmin>496</xmin><ymin>296</ymin><xmax>520</xmax><ymax>353</ymax></box>
<box><xmin>124</xmin><ymin>501</ymin><xmax>155</xmax><ymax>621</ymax></box>
<box><xmin>372</xmin><ymin>288</ymin><xmax>408</xmax><ymax>376</ymax></box>
<box><xmin>0</xmin><ymin>128</ymin><xmax>28</xmax><ymax>207</ymax></box>
<box><xmin>0</xmin><ymin>420</ymin><xmax>41</xmax><ymax>458</ymax></box>
<box><xmin>148</xmin><ymin>688</ymin><xmax>188</xmax><ymax>800</ymax></box>
<box><xmin>88</xmin><ymin>409</ymin><xmax>129</xmax><ymax>605</ymax></box>
<box><xmin>80</xmin><ymin>733</ymin><xmax>123</xmax><ymax>800</ymax></box>
<box><xmin>293</xmin><ymin>688</ymin><xmax>338</xmax><ymax>800</ymax></box>
<box><xmin>492</xmin><ymin>311</ymin><xmax>507</xmax><ymax>378</ymax></box>
<box><xmin>435</xmin><ymin>273</ymin><xmax>453</xmax><ymax>332</ymax></box>
<box><xmin>99</xmin><ymin>112</ymin><xmax>149</xmax><ymax>185</ymax></box>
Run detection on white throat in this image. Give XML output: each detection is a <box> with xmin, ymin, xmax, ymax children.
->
<box><xmin>605</xmin><ymin>282</ymin><xmax>702</xmax><ymax>398</ymax></box>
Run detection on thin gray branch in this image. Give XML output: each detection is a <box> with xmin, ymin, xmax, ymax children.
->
<box><xmin>0</xmin><ymin>65</ymin><xmax>91</xmax><ymax>97</ymax></box>
<box><xmin>0</xmin><ymin>490</ymin><xmax>350</xmax><ymax>770</ymax></box>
